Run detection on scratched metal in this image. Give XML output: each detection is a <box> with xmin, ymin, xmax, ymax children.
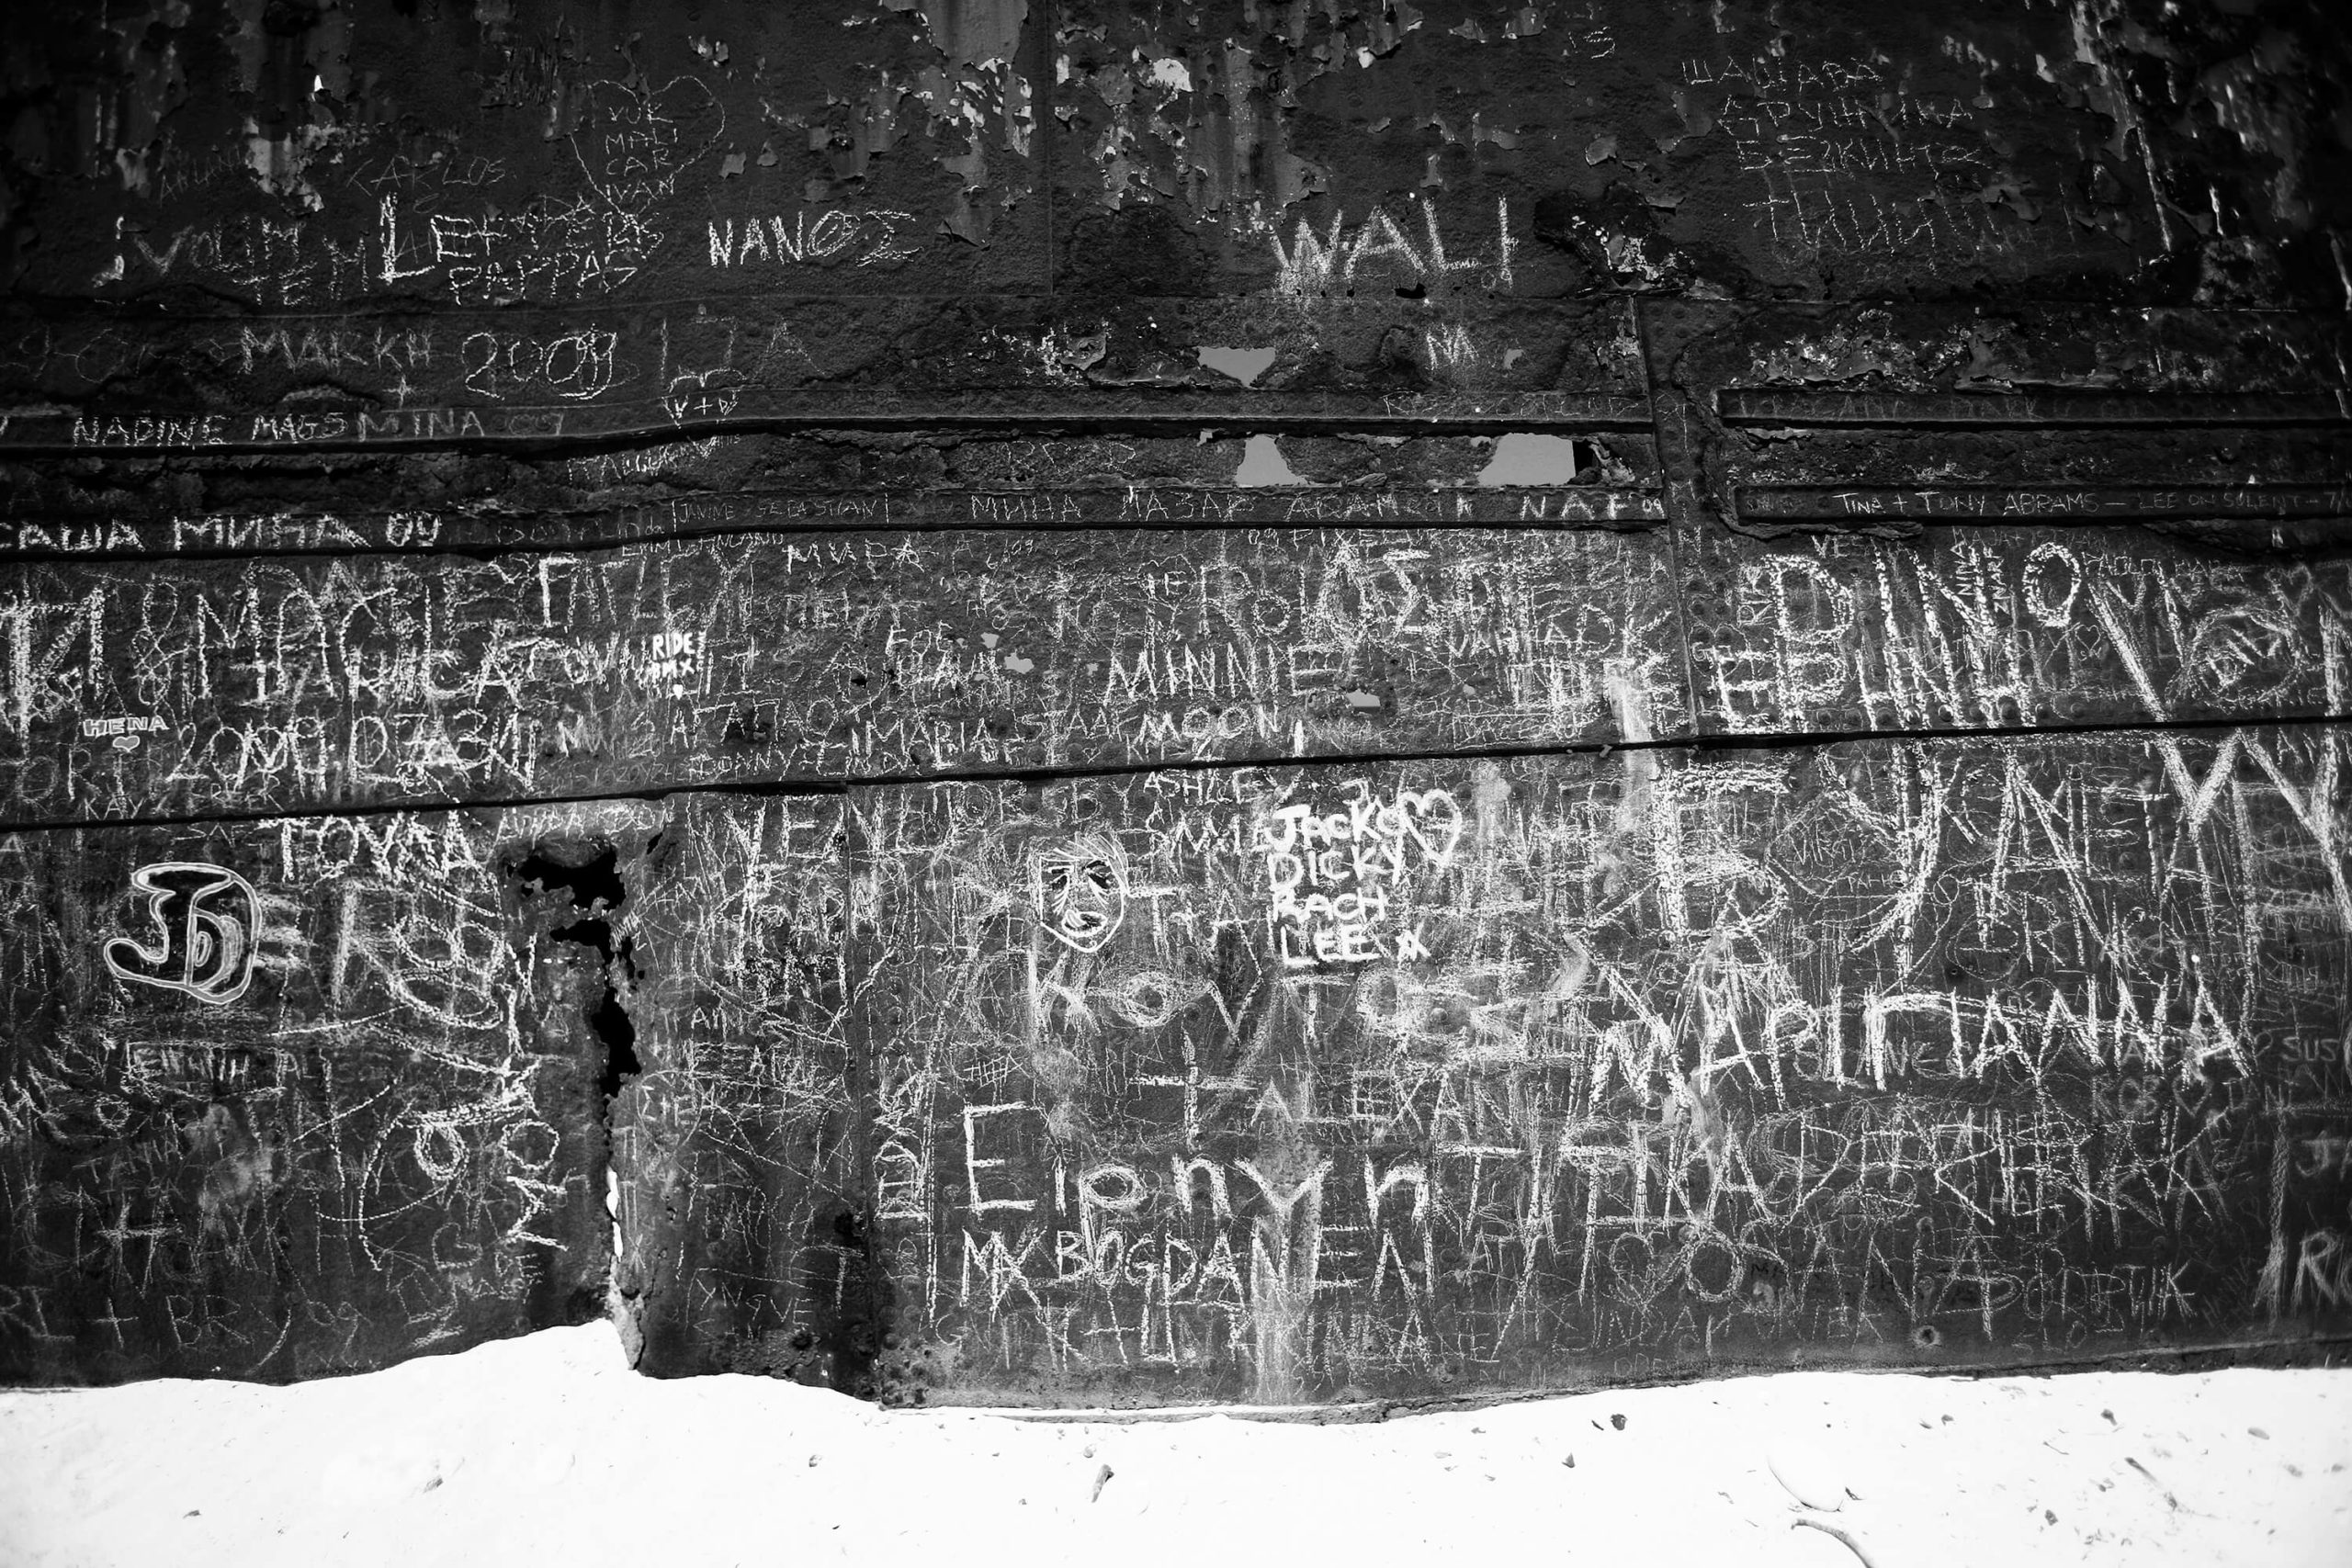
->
<box><xmin>0</xmin><ymin>807</ymin><xmax>617</xmax><ymax>1383</ymax></box>
<box><xmin>0</xmin><ymin>298</ymin><xmax>1651</xmax><ymax>453</ymax></box>
<box><xmin>0</xmin><ymin>526</ymin><xmax>1685</xmax><ymax>825</ymax></box>
<box><xmin>1678</xmin><ymin>525</ymin><xmax>2352</xmax><ymax>737</ymax></box>
<box><xmin>0</xmin><ymin>483</ymin><xmax>1667</xmax><ymax>559</ymax></box>
<box><xmin>1047</xmin><ymin>1</ymin><xmax>2335</xmax><ymax>302</ymax></box>
<box><xmin>2</xmin><ymin>0</ymin><xmax>1047</xmax><ymax>307</ymax></box>
<box><xmin>1715</xmin><ymin>391</ymin><xmax>2352</xmax><ymax>429</ymax></box>
<box><xmin>0</xmin><ymin>1</ymin><xmax>2340</xmax><ymax>327</ymax></box>
<box><xmin>1738</xmin><ymin>486</ymin><xmax>2352</xmax><ymax>525</ymax></box>
<box><xmin>0</xmin><ymin>426</ymin><xmax>1665</xmax><ymax>552</ymax></box>
<box><xmin>608</xmin><ymin>793</ymin><xmax>868</xmax><ymax>1383</ymax></box>
<box><xmin>1643</xmin><ymin>302</ymin><xmax>2352</xmax><ymax>736</ymax></box>
<box><xmin>4</xmin><ymin>0</ymin><xmax>2351</xmax><ymax>1397</ymax></box>
<box><xmin>1644</xmin><ymin>303</ymin><xmax>2352</xmax><ymax>530</ymax></box>
<box><xmin>841</xmin><ymin>734</ymin><xmax>2352</xmax><ymax>1407</ymax></box>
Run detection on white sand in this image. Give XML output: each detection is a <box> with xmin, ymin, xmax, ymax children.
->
<box><xmin>3</xmin><ymin>1326</ymin><xmax>2346</xmax><ymax>1567</ymax></box>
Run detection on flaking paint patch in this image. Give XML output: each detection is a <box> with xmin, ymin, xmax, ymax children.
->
<box><xmin>1057</xmin><ymin>6</ymin><xmax>1412</xmax><ymax>220</ymax></box>
<box><xmin>2196</xmin><ymin>39</ymin><xmax>2313</xmax><ymax>230</ymax></box>
<box><xmin>883</xmin><ymin>0</ymin><xmax>1034</xmax><ymax>244</ymax></box>
<box><xmin>1476</xmin><ymin>434</ymin><xmax>1583</xmax><ymax>487</ymax></box>
<box><xmin>1196</xmin><ymin>345</ymin><xmax>1277</xmax><ymax>387</ymax></box>
<box><xmin>2067</xmin><ymin>0</ymin><xmax>2172</xmax><ymax>253</ymax></box>
<box><xmin>1233</xmin><ymin>434</ymin><xmax>1306</xmax><ymax>487</ymax></box>
<box><xmin>243</xmin><ymin>118</ymin><xmax>353</xmax><ymax>213</ymax></box>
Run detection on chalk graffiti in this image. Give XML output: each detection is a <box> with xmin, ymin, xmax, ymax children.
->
<box><xmin>839</xmin><ymin>729</ymin><xmax>2352</xmax><ymax>1403</ymax></box>
<box><xmin>101</xmin><ymin>862</ymin><xmax>262</xmax><ymax>1005</ymax></box>
<box><xmin>1271</xmin><ymin>198</ymin><xmax>1517</xmax><ymax>297</ymax></box>
<box><xmin>0</xmin><ymin>529</ymin><xmax>1691</xmax><ymax>821</ymax></box>
<box><xmin>79</xmin><ymin>715</ymin><xmax>164</xmax><ymax>752</ymax></box>
<box><xmin>6</xmin><ymin>0</ymin><xmax>2344</xmax><ymax>1410</ymax></box>
<box><xmin>1035</xmin><ymin>833</ymin><xmax>1130</xmax><ymax>954</ymax></box>
<box><xmin>4</xmin><ymin>811</ymin><xmax>623</xmax><ymax>1382</ymax></box>
<box><xmin>631</xmin><ymin>629</ymin><xmax>707</xmax><ymax>698</ymax></box>
<box><xmin>572</xmin><ymin>74</ymin><xmax>724</xmax><ymax>215</ymax></box>
<box><xmin>705</xmin><ymin>209</ymin><xmax>919</xmax><ymax>270</ymax></box>
<box><xmin>1258</xmin><ymin>784</ymin><xmax>1462</xmax><ymax>968</ymax></box>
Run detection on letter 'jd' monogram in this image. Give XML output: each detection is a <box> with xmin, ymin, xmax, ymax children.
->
<box><xmin>103</xmin><ymin>863</ymin><xmax>261</xmax><ymax>1005</ymax></box>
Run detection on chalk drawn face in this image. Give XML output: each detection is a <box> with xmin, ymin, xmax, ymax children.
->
<box><xmin>103</xmin><ymin>862</ymin><xmax>261</xmax><ymax>1006</ymax></box>
<box><xmin>1034</xmin><ymin>834</ymin><xmax>1128</xmax><ymax>954</ymax></box>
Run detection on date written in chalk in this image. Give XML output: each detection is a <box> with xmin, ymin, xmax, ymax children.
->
<box><xmin>1738</xmin><ymin>484</ymin><xmax>2352</xmax><ymax>521</ymax></box>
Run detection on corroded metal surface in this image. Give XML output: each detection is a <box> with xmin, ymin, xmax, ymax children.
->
<box><xmin>841</xmin><ymin>735</ymin><xmax>2352</xmax><ymax>1404</ymax></box>
<box><xmin>0</xmin><ymin>807</ymin><xmax>619</xmax><ymax>1382</ymax></box>
<box><xmin>2</xmin><ymin>0</ymin><xmax>2347</xmax><ymax>1396</ymax></box>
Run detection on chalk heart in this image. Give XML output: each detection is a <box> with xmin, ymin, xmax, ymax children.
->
<box><xmin>571</xmin><ymin>74</ymin><xmax>725</xmax><ymax>212</ymax></box>
<box><xmin>1393</xmin><ymin>787</ymin><xmax>1465</xmax><ymax>867</ymax></box>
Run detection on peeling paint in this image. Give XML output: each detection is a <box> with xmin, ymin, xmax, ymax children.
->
<box><xmin>1196</xmin><ymin>344</ymin><xmax>1277</xmax><ymax>386</ymax></box>
<box><xmin>1233</xmin><ymin>434</ymin><xmax>1306</xmax><ymax>486</ymax></box>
